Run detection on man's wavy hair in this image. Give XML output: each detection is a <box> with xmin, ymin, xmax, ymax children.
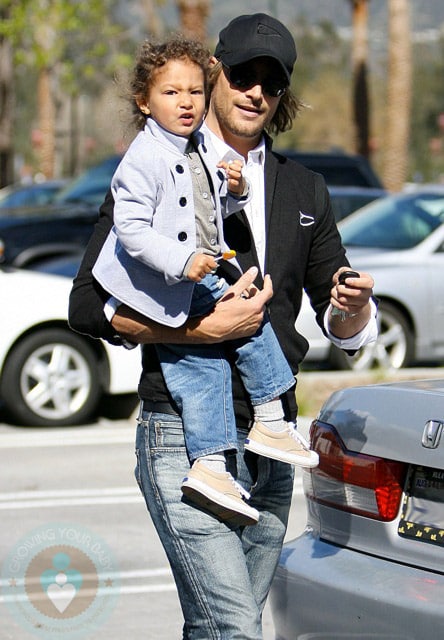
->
<box><xmin>130</xmin><ymin>35</ymin><xmax>210</xmax><ymax>132</ymax></box>
<box><xmin>208</xmin><ymin>60</ymin><xmax>304</xmax><ymax>135</ymax></box>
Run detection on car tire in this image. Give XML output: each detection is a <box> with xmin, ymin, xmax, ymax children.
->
<box><xmin>329</xmin><ymin>300</ymin><xmax>414</xmax><ymax>371</ymax></box>
<box><xmin>0</xmin><ymin>328</ymin><xmax>102</xmax><ymax>426</ymax></box>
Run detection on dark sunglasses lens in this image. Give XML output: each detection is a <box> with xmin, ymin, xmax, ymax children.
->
<box><xmin>227</xmin><ymin>65</ymin><xmax>287</xmax><ymax>97</ymax></box>
<box><xmin>264</xmin><ymin>83</ymin><xmax>286</xmax><ymax>97</ymax></box>
<box><xmin>228</xmin><ymin>67</ymin><xmax>253</xmax><ymax>89</ymax></box>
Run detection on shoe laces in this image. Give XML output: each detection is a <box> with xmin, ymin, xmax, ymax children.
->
<box><xmin>230</xmin><ymin>477</ymin><xmax>251</xmax><ymax>501</ymax></box>
<box><xmin>286</xmin><ymin>422</ymin><xmax>310</xmax><ymax>451</ymax></box>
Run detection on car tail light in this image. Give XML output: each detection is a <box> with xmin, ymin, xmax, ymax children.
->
<box><xmin>306</xmin><ymin>421</ymin><xmax>407</xmax><ymax>521</ymax></box>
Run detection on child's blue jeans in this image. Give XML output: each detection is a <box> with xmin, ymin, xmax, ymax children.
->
<box><xmin>155</xmin><ymin>273</ymin><xmax>295</xmax><ymax>462</ymax></box>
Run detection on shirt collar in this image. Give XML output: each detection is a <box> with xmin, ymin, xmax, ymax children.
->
<box><xmin>246</xmin><ymin>141</ymin><xmax>265</xmax><ymax>166</ymax></box>
<box><xmin>201</xmin><ymin>122</ymin><xmax>265</xmax><ymax>165</ymax></box>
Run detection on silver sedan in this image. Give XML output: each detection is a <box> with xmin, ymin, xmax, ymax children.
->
<box><xmin>299</xmin><ymin>188</ymin><xmax>444</xmax><ymax>370</ymax></box>
<box><xmin>270</xmin><ymin>377</ymin><xmax>444</xmax><ymax>638</ymax></box>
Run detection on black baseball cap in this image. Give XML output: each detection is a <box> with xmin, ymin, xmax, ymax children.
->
<box><xmin>214</xmin><ymin>13</ymin><xmax>297</xmax><ymax>83</ymax></box>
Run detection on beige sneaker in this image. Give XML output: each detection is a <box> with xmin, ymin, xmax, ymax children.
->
<box><xmin>245</xmin><ymin>421</ymin><xmax>319</xmax><ymax>468</ymax></box>
<box><xmin>181</xmin><ymin>460</ymin><xmax>259</xmax><ymax>527</ymax></box>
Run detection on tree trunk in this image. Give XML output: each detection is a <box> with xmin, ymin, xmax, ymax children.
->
<box><xmin>0</xmin><ymin>9</ymin><xmax>14</xmax><ymax>187</ymax></box>
<box><xmin>383</xmin><ymin>0</ymin><xmax>412</xmax><ymax>191</ymax></box>
<box><xmin>37</xmin><ymin>67</ymin><xmax>56</xmax><ymax>179</ymax></box>
<box><xmin>141</xmin><ymin>0</ymin><xmax>164</xmax><ymax>39</ymax></box>
<box><xmin>350</xmin><ymin>0</ymin><xmax>370</xmax><ymax>158</ymax></box>
<box><xmin>177</xmin><ymin>0</ymin><xmax>210</xmax><ymax>42</ymax></box>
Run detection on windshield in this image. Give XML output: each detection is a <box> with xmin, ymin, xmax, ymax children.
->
<box><xmin>0</xmin><ymin>182</ymin><xmax>65</xmax><ymax>208</ymax></box>
<box><xmin>54</xmin><ymin>156</ymin><xmax>121</xmax><ymax>206</ymax></box>
<box><xmin>339</xmin><ymin>193</ymin><xmax>444</xmax><ymax>249</ymax></box>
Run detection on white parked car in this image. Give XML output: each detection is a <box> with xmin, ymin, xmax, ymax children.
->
<box><xmin>0</xmin><ymin>266</ymin><xmax>141</xmax><ymax>426</ymax></box>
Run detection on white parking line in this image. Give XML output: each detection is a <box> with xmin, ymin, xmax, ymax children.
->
<box><xmin>0</xmin><ymin>496</ymin><xmax>143</xmax><ymax>509</ymax></box>
<box><xmin>0</xmin><ymin>568</ymin><xmax>177</xmax><ymax>603</ymax></box>
<box><xmin>0</xmin><ymin>481</ymin><xmax>302</xmax><ymax>510</ymax></box>
<box><xmin>0</xmin><ymin>486</ymin><xmax>143</xmax><ymax>509</ymax></box>
<box><xmin>0</xmin><ymin>487</ymin><xmax>141</xmax><ymax>500</ymax></box>
<box><xmin>0</xmin><ymin>427</ymin><xmax>135</xmax><ymax>449</ymax></box>
<box><xmin>0</xmin><ymin>417</ymin><xmax>313</xmax><ymax>449</ymax></box>
<box><xmin>0</xmin><ymin>583</ymin><xmax>178</xmax><ymax>603</ymax></box>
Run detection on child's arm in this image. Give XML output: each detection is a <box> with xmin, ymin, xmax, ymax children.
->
<box><xmin>185</xmin><ymin>253</ymin><xmax>217</xmax><ymax>282</ymax></box>
<box><xmin>110</xmin><ymin>142</ymin><xmax>195</xmax><ymax>285</ymax></box>
<box><xmin>217</xmin><ymin>158</ymin><xmax>251</xmax><ymax>217</ymax></box>
<box><xmin>110</xmin><ymin>268</ymin><xmax>273</xmax><ymax>345</ymax></box>
<box><xmin>217</xmin><ymin>159</ymin><xmax>248</xmax><ymax>198</ymax></box>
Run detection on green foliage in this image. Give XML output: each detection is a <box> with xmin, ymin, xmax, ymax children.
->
<box><xmin>0</xmin><ymin>0</ymin><xmax>137</xmax><ymax>176</ymax></box>
<box><xmin>1</xmin><ymin>0</ymin><xmax>133</xmax><ymax>94</ymax></box>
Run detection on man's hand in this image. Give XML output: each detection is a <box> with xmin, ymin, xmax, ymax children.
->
<box><xmin>111</xmin><ymin>266</ymin><xmax>273</xmax><ymax>345</ymax></box>
<box><xmin>193</xmin><ymin>266</ymin><xmax>273</xmax><ymax>342</ymax></box>
<box><xmin>328</xmin><ymin>268</ymin><xmax>375</xmax><ymax>338</ymax></box>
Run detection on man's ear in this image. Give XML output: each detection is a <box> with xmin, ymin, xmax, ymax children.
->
<box><xmin>208</xmin><ymin>56</ymin><xmax>219</xmax><ymax>69</ymax></box>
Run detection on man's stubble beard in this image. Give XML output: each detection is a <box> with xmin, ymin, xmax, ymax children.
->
<box><xmin>212</xmin><ymin>100</ymin><xmax>268</xmax><ymax>142</ymax></box>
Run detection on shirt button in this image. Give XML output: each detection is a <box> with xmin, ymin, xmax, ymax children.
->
<box><xmin>179</xmin><ymin>197</ymin><xmax>187</xmax><ymax>207</ymax></box>
<box><xmin>210</xmin><ymin>238</ymin><xmax>216</xmax><ymax>246</ymax></box>
<box><xmin>202</xmin><ymin>192</ymin><xmax>209</xmax><ymax>199</ymax></box>
<box><xmin>209</xmin><ymin>215</ymin><xmax>215</xmax><ymax>223</ymax></box>
<box><xmin>175</xmin><ymin>164</ymin><xmax>184</xmax><ymax>174</ymax></box>
<box><xmin>178</xmin><ymin>232</ymin><xmax>187</xmax><ymax>242</ymax></box>
<box><xmin>194</xmin><ymin>167</ymin><xmax>202</xmax><ymax>174</ymax></box>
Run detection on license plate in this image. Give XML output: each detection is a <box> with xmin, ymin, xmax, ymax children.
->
<box><xmin>398</xmin><ymin>466</ymin><xmax>444</xmax><ymax>546</ymax></box>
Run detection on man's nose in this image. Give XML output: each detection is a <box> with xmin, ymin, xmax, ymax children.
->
<box><xmin>245</xmin><ymin>82</ymin><xmax>263</xmax><ymax>100</ymax></box>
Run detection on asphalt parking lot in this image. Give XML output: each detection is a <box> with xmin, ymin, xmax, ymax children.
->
<box><xmin>0</xmin><ymin>410</ymin><xmax>310</xmax><ymax>640</ymax></box>
<box><xmin>2</xmin><ymin>367</ymin><xmax>443</xmax><ymax>639</ymax></box>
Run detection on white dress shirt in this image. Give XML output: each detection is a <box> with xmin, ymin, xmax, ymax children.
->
<box><xmin>205</xmin><ymin>126</ymin><xmax>378</xmax><ymax>351</ymax></box>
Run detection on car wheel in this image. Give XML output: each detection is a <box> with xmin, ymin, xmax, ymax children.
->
<box><xmin>0</xmin><ymin>328</ymin><xmax>102</xmax><ymax>426</ymax></box>
<box><xmin>329</xmin><ymin>301</ymin><xmax>414</xmax><ymax>371</ymax></box>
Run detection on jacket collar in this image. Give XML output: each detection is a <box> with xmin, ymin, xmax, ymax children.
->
<box><xmin>144</xmin><ymin>117</ymin><xmax>202</xmax><ymax>155</ymax></box>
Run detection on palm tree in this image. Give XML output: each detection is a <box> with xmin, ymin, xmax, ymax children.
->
<box><xmin>140</xmin><ymin>0</ymin><xmax>164</xmax><ymax>39</ymax></box>
<box><xmin>383</xmin><ymin>0</ymin><xmax>412</xmax><ymax>191</ymax></box>
<box><xmin>177</xmin><ymin>0</ymin><xmax>210</xmax><ymax>42</ymax></box>
<box><xmin>0</xmin><ymin>5</ymin><xmax>14</xmax><ymax>187</ymax></box>
<box><xmin>349</xmin><ymin>0</ymin><xmax>370</xmax><ymax>158</ymax></box>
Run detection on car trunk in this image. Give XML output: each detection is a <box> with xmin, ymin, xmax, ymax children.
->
<box><xmin>304</xmin><ymin>379</ymin><xmax>444</xmax><ymax>574</ymax></box>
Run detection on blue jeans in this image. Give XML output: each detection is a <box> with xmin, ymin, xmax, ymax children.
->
<box><xmin>156</xmin><ymin>274</ymin><xmax>295</xmax><ymax>461</ymax></box>
<box><xmin>134</xmin><ymin>408</ymin><xmax>294</xmax><ymax>639</ymax></box>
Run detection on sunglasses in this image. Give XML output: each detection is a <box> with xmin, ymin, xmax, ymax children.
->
<box><xmin>222</xmin><ymin>63</ymin><xmax>287</xmax><ymax>98</ymax></box>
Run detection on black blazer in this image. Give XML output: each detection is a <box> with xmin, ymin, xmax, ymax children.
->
<box><xmin>68</xmin><ymin>149</ymin><xmax>348</xmax><ymax>422</ymax></box>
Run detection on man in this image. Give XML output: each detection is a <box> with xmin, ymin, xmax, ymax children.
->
<box><xmin>69</xmin><ymin>13</ymin><xmax>377</xmax><ymax>639</ymax></box>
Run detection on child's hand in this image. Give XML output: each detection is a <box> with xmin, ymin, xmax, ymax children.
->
<box><xmin>187</xmin><ymin>254</ymin><xmax>217</xmax><ymax>282</ymax></box>
<box><xmin>218</xmin><ymin>159</ymin><xmax>245</xmax><ymax>197</ymax></box>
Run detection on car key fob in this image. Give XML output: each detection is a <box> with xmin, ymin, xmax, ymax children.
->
<box><xmin>338</xmin><ymin>270</ymin><xmax>360</xmax><ymax>284</ymax></box>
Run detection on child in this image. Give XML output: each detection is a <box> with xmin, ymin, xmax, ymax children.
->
<box><xmin>93</xmin><ymin>36</ymin><xmax>318</xmax><ymax>526</ymax></box>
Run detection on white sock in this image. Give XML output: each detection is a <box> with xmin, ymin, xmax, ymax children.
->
<box><xmin>196</xmin><ymin>454</ymin><xmax>226</xmax><ymax>474</ymax></box>
<box><xmin>254</xmin><ymin>398</ymin><xmax>287</xmax><ymax>432</ymax></box>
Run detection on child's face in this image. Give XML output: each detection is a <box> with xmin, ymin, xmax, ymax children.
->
<box><xmin>140</xmin><ymin>58</ymin><xmax>206</xmax><ymax>137</ymax></box>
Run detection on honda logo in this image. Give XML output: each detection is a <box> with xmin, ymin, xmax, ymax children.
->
<box><xmin>422</xmin><ymin>420</ymin><xmax>443</xmax><ymax>449</ymax></box>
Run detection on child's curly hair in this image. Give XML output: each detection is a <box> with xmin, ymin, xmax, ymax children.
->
<box><xmin>130</xmin><ymin>35</ymin><xmax>210</xmax><ymax>131</ymax></box>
